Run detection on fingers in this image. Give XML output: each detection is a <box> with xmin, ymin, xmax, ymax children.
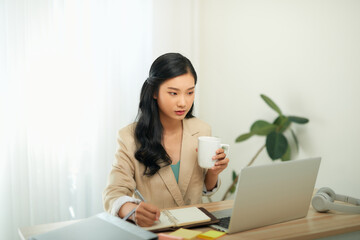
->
<box><xmin>211</xmin><ymin>159</ymin><xmax>229</xmax><ymax>173</ymax></box>
<box><xmin>209</xmin><ymin>147</ymin><xmax>230</xmax><ymax>174</ymax></box>
<box><xmin>135</xmin><ymin>202</ymin><xmax>161</xmax><ymax>227</ymax></box>
<box><xmin>212</xmin><ymin>148</ymin><xmax>226</xmax><ymax>161</ymax></box>
<box><xmin>214</xmin><ymin>157</ymin><xmax>229</xmax><ymax>167</ymax></box>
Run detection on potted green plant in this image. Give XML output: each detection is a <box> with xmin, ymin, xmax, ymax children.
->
<box><xmin>222</xmin><ymin>94</ymin><xmax>309</xmax><ymax>200</ymax></box>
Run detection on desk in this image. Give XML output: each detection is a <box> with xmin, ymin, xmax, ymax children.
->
<box><xmin>19</xmin><ymin>200</ymin><xmax>360</xmax><ymax>240</ymax></box>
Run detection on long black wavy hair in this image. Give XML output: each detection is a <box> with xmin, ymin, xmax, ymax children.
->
<box><xmin>134</xmin><ymin>53</ymin><xmax>197</xmax><ymax>176</ymax></box>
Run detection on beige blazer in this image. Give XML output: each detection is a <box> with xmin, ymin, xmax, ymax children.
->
<box><xmin>103</xmin><ymin>117</ymin><xmax>213</xmax><ymax>212</ymax></box>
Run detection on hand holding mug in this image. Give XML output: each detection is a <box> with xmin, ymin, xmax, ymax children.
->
<box><xmin>207</xmin><ymin>147</ymin><xmax>229</xmax><ymax>175</ymax></box>
<box><xmin>198</xmin><ymin>136</ymin><xmax>230</xmax><ymax>169</ymax></box>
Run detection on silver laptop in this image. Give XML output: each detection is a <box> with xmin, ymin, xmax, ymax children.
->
<box><xmin>211</xmin><ymin>157</ymin><xmax>321</xmax><ymax>234</ymax></box>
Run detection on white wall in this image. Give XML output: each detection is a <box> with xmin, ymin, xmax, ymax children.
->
<box><xmin>196</xmin><ymin>0</ymin><xmax>360</xmax><ymax>201</ymax></box>
<box><xmin>151</xmin><ymin>0</ymin><xmax>204</xmax><ymax>112</ymax></box>
<box><xmin>152</xmin><ymin>1</ymin><xmax>197</xmax><ymax>59</ymax></box>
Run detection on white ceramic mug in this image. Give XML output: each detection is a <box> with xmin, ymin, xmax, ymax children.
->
<box><xmin>198</xmin><ymin>136</ymin><xmax>230</xmax><ymax>169</ymax></box>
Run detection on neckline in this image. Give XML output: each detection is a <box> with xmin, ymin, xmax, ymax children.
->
<box><xmin>171</xmin><ymin>160</ymin><xmax>181</xmax><ymax>166</ymax></box>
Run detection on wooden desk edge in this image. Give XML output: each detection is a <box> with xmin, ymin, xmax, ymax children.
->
<box><xmin>18</xmin><ymin>200</ymin><xmax>360</xmax><ymax>240</ymax></box>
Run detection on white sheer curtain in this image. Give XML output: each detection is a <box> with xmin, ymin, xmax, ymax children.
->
<box><xmin>0</xmin><ymin>1</ymin><xmax>152</xmax><ymax>239</ymax></box>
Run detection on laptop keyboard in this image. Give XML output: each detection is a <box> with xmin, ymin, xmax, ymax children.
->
<box><xmin>217</xmin><ymin>216</ymin><xmax>231</xmax><ymax>228</ymax></box>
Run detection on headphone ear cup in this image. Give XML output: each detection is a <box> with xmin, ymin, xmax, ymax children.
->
<box><xmin>313</xmin><ymin>187</ymin><xmax>360</xmax><ymax>214</ymax></box>
<box><xmin>312</xmin><ymin>192</ymin><xmax>332</xmax><ymax>213</ymax></box>
<box><xmin>316</xmin><ymin>187</ymin><xmax>336</xmax><ymax>201</ymax></box>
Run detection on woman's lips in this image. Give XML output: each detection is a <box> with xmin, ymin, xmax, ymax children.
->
<box><xmin>175</xmin><ymin>110</ymin><xmax>186</xmax><ymax>115</ymax></box>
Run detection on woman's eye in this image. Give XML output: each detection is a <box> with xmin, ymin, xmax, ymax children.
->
<box><xmin>169</xmin><ymin>92</ymin><xmax>177</xmax><ymax>96</ymax></box>
<box><xmin>188</xmin><ymin>91</ymin><xmax>194</xmax><ymax>95</ymax></box>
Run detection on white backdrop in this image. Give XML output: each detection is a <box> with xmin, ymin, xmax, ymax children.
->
<box><xmin>196</xmin><ymin>0</ymin><xmax>360</xmax><ymax>202</ymax></box>
<box><xmin>0</xmin><ymin>1</ymin><xmax>152</xmax><ymax>239</ymax></box>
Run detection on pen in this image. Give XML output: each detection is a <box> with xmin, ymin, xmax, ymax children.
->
<box><xmin>123</xmin><ymin>207</ymin><xmax>136</xmax><ymax>221</ymax></box>
<box><xmin>134</xmin><ymin>188</ymin><xmax>146</xmax><ymax>202</ymax></box>
<box><xmin>124</xmin><ymin>188</ymin><xmax>145</xmax><ymax>221</ymax></box>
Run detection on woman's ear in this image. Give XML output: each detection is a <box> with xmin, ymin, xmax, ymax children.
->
<box><xmin>153</xmin><ymin>93</ymin><xmax>158</xmax><ymax>100</ymax></box>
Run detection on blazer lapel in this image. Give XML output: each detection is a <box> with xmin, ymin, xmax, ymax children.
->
<box><xmin>157</xmin><ymin>164</ymin><xmax>185</xmax><ymax>206</ymax></box>
<box><xmin>178</xmin><ymin>119</ymin><xmax>199</xmax><ymax>198</ymax></box>
<box><xmin>157</xmin><ymin>119</ymin><xmax>201</xmax><ymax>207</ymax></box>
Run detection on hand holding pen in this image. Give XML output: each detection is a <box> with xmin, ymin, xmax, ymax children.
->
<box><xmin>123</xmin><ymin>188</ymin><xmax>160</xmax><ymax>227</ymax></box>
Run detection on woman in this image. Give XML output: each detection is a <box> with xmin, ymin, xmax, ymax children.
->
<box><xmin>103</xmin><ymin>53</ymin><xmax>229</xmax><ymax>227</ymax></box>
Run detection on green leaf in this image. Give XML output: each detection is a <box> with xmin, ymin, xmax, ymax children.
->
<box><xmin>288</xmin><ymin>116</ymin><xmax>309</xmax><ymax>124</ymax></box>
<box><xmin>266</xmin><ymin>131</ymin><xmax>288</xmax><ymax>160</ymax></box>
<box><xmin>281</xmin><ymin>145</ymin><xmax>291</xmax><ymax>161</ymax></box>
<box><xmin>261</xmin><ymin>94</ymin><xmax>282</xmax><ymax>116</ymax></box>
<box><xmin>250</xmin><ymin>120</ymin><xmax>277</xmax><ymax>136</ymax></box>
<box><xmin>291</xmin><ymin>129</ymin><xmax>299</xmax><ymax>152</ymax></box>
<box><xmin>273</xmin><ymin>116</ymin><xmax>291</xmax><ymax>132</ymax></box>
<box><xmin>230</xmin><ymin>185</ymin><xmax>236</xmax><ymax>193</ymax></box>
<box><xmin>232</xmin><ymin>170</ymin><xmax>237</xmax><ymax>181</ymax></box>
<box><xmin>235</xmin><ymin>133</ymin><xmax>253</xmax><ymax>142</ymax></box>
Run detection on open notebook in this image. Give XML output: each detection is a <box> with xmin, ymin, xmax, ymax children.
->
<box><xmin>143</xmin><ymin>207</ymin><xmax>218</xmax><ymax>232</ymax></box>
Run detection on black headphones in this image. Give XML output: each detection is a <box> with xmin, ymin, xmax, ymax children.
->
<box><xmin>312</xmin><ymin>187</ymin><xmax>360</xmax><ymax>214</ymax></box>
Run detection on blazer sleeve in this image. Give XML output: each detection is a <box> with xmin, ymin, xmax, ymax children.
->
<box><xmin>102</xmin><ymin>126</ymin><xmax>137</xmax><ymax>213</ymax></box>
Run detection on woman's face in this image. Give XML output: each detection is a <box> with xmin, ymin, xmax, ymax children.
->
<box><xmin>155</xmin><ymin>72</ymin><xmax>195</xmax><ymax>123</ymax></box>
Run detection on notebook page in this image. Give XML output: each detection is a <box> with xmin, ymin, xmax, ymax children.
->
<box><xmin>168</xmin><ymin>207</ymin><xmax>211</xmax><ymax>226</ymax></box>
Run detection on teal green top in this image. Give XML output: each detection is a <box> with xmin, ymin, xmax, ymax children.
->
<box><xmin>171</xmin><ymin>160</ymin><xmax>180</xmax><ymax>183</ymax></box>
